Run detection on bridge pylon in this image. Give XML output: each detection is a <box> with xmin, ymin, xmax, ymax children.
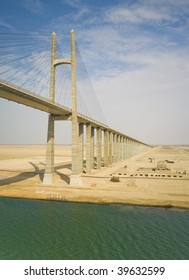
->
<box><xmin>43</xmin><ymin>32</ymin><xmax>56</xmax><ymax>185</ymax></box>
<box><xmin>69</xmin><ymin>30</ymin><xmax>83</xmax><ymax>187</ymax></box>
<box><xmin>43</xmin><ymin>30</ymin><xmax>82</xmax><ymax>186</ymax></box>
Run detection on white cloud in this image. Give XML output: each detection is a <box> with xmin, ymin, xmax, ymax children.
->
<box><xmin>92</xmin><ymin>49</ymin><xmax>189</xmax><ymax>144</ymax></box>
<box><xmin>105</xmin><ymin>0</ymin><xmax>189</xmax><ymax>31</ymax></box>
<box><xmin>0</xmin><ymin>18</ymin><xmax>13</xmax><ymax>28</ymax></box>
<box><xmin>106</xmin><ymin>5</ymin><xmax>171</xmax><ymax>24</ymax></box>
<box><xmin>61</xmin><ymin>0</ymin><xmax>83</xmax><ymax>10</ymax></box>
<box><xmin>22</xmin><ymin>0</ymin><xmax>44</xmax><ymax>15</ymax></box>
<box><xmin>60</xmin><ymin>0</ymin><xmax>89</xmax><ymax>21</ymax></box>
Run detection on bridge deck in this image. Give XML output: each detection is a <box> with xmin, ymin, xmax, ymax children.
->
<box><xmin>0</xmin><ymin>81</ymin><xmax>149</xmax><ymax>145</ymax></box>
<box><xmin>0</xmin><ymin>81</ymin><xmax>71</xmax><ymax>115</ymax></box>
<box><xmin>0</xmin><ymin>81</ymin><xmax>109</xmax><ymax>129</ymax></box>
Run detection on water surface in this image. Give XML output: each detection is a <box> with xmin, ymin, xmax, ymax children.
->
<box><xmin>0</xmin><ymin>198</ymin><xmax>188</xmax><ymax>259</ymax></box>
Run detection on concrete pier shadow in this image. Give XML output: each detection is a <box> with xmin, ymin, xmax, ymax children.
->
<box><xmin>0</xmin><ymin>170</ymin><xmax>39</xmax><ymax>186</ymax></box>
<box><xmin>0</xmin><ymin>162</ymin><xmax>71</xmax><ymax>186</ymax></box>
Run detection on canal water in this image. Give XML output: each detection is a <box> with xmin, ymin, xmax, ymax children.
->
<box><xmin>0</xmin><ymin>198</ymin><xmax>188</xmax><ymax>260</ymax></box>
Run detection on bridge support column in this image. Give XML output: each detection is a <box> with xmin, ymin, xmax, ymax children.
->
<box><xmin>70</xmin><ymin>29</ymin><xmax>82</xmax><ymax>187</ymax></box>
<box><xmin>104</xmin><ymin>130</ymin><xmax>109</xmax><ymax>167</ymax></box>
<box><xmin>126</xmin><ymin>138</ymin><xmax>130</xmax><ymax>158</ymax></box>
<box><xmin>120</xmin><ymin>136</ymin><xmax>124</xmax><ymax>160</ymax></box>
<box><xmin>125</xmin><ymin>137</ymin><xmax>129</xmax><ymax>159</ymax></box>
<box><xmin>91</xmin><ymin>127</ymin><xmax>95</xmax><ymax>169</ymax></box>
<box><xmin>43</xmin><ymin>32</ymin><xmax>56</xmax><ymax>185</ymax></box>
<box><xmin>124</xmin><ymin>138</ymin><xmax>127</xmax><ymax>159</ymax></box>
<box><xmin>134</xmin><ymin>141</ymin><xmax>138</xmax><ymax>156</ymax></box>
<box><xmin>130</xmin><ymin>140</ymin><xmax>135</xmax><ymax>157</ymax></box>
<box><xmin>113</xmin><ymin>133</ymin><xmax>117</xmax><ymax>163</ymax></box>
<box><xmin>96</xmin><ymin>127</ymin><xmax>102</xmax><ymax>169</ymax></box>
<box><xmin>117</xmin><ymin>135</ymin><xmax>121</xmax><ymax>161</ymax></box>
<box><xmin>138</xmin><ymin>143</ymin><xmax>142</xmax><ymax>154</ymax></box>
<box><xmin>86</xmin><ymin>123</ymin><xmax>91</xmax><ymax>173</ymax></box>
<box><xmin>134</xmin><ymin>142</ymin><xmax>139</xmax><ymax>155</ymax></box>
<box><xmin>123</xmin><ymin>137</ymin><xmax>126</xmax><ymax>159</ymax></box>
<box><xmin>43</xmin><ymin>114</ymin><xmax>54</xmax><ymax>184</ymax></box>
<box><xmin>127</xmin><ymin>138</ymin><xmax>130</xmax><ymax>158</ymax></box>
<box><xmin>79</xmin><ymin>123</ymin><xmax>84</xmax><ymax>173</ymax></box>
<box><xmin>119</xmin><ymin>135</ymin><xmax>122</xmax><ymax>160</ymax></box>
<box><xmin>109</xmin><ymin>131</ymin><xmax>113</xmax><ymax>165</ymax></box>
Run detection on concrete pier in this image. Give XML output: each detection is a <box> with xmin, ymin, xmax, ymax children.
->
<box><xmin>43</xmin><ymin>32</ymin><xmax>56</xmax><ymax>185</ymax></box>
<box><xmin>70</xmin><ymin>30</ymin><xmax>82</xmax><ymax>187</ymax></box>
<box><xmin>79</xmin><ymin>123</ymin><xmax>84</xmax><ymax>173</ymax></box>
<box><xmin>96</xmin><ymin>127</ymin><xmax>102</xmax><ymax>170</ymax></box>
<box><xmin>43</xmin><ymin>114</ymin><xmax>54</xmax><ymax>184</ymax></box>
<box><xmin>86</xmin><ymin>123</ymin><xmax>91</xmax><ymax>173</ymax></box>
<box><xmin>91</xmin><ymin>127</ymin><xmax>95</xmax><ymax>169</ymax></box>
<box><xmin>104</xmin><ymin>130</ymin><xmax>109</xmax><ymax>167</ymax></box>
<box><xmin>113</xmin><ymin>133</ymin><xmax>117</xmax><ymax>163</ymax></box>
<box><xmin>109</xmin><ymin>131</ymin><xmax>113</xmax><ymax>165</ymax></box>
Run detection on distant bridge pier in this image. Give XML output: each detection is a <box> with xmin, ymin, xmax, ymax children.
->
<box><xmin>126</xmin><ymin>138</ymin><xmax>131</xmax><ymax>158</ymax></box>
<box><xmin>116</xmin><ymin>133</ymin><xmax>120</xmax><ymax>162</ymax></box>
<box><xmin>96</xmin><ymin>127</ymin><xmax>102</xmax><ymax>170</ymax></box>
<box><xmin>131</xmin><ymin>140</ymin><xmax>138</xmax><ymax>157</ymax></box>
<box><xmin>130</xmin><ymin>139</ymin><xmax>134</xmax><ymax>157</ymax></box>
<box><xmin>119</xmin><ymin>135</ymin><xmax>122</xmax><ymax>161</ymax></box>
<box><xmin>120</xmin><ymin>135</ymin><xmax>123</xmax><ymax>160</ymax></box>
<box><xmin>86</xmin><ymin>123</ymin><xmax>91</xmax><ymax>173</ymax></box>
<box><xmin>114</xmin><ymin>134</ymin><xmax>118</xmax><ymax>162</ymax></box>
<box><xmin>117</xmin><ymin>135</ymin><xmax>121</xmax><ymax>162</ymax></box>
<box><xmin>125</xmin><ymin>138</ymin><xmax>128</xmax><ymax>159</ymax></box>
<box><xmin>123</xmin><ymin>137</ymin><xmax>126</xmax><ymax>159</ymax></box>
<box><xmin>109</xmin><ymin>131</ymin><xmax>113</xmax><ymax>165</ymax></box>
<box><xmin>136</xmin><ymin>143</ymin><xmax>141</xmax><ymax>155</ymax></box>
<box><xmin>116</xmin><ymin>134</ymin><xmax>120</xmax><ymax>162</ymax></box>
<box><xmin>79</xmin><ymin>123</ymin><xmax>84</xmax><ymax>173</ymax></box>
<box><xmin>85</xmin><ymin>125</ymin><xmax>101</xmax><ymax>173</ymax></box>
<box><xmin>124</xmin><ymin>137</ymin><xmax>127</xmax><ymax>159</ymax></box>
<box><xmin>121</xmin><ymin>135</ymin><xmax>124</xmax><ymax>160</ymax></box>
<box><xmin>90</xmin><ymin>127</ymin><xmax>95</xmax><ymax>169</ymax></box>
<box><xmin>104</xmin><ymin>130</ymin><xmax>109</xmax><ymax>167</ymax></box>
<box><xmin>129</xmin><ymin>140</ymin><xmax>134</xmax><ymax>157</ymax></box>
<box><xmin>113</xmin><ymin>133</ymin><xmax>117</xmax><ymax>163</ymax></box>
<box><xmin>134</xmin><ymin>141</ymin><xmax>140</xmax><ymax>156</ymax></box>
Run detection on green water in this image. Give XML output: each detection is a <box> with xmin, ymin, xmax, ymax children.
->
<box><xmin>0</xmin><ymin>198</ymin><xmax>188</xmax><ymax>260</ymax></box>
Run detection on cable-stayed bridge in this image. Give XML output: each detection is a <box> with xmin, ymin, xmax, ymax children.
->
<box><xmin>0</xmin><ymin>27</ymin><xmax>151</xmax><ymax>186</ymax></box>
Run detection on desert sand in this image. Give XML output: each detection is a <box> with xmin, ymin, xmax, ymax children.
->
<box><xmin>0</xmin><ymin>145</ymin><xmax>189</xmax><ymax>209</ymax></box>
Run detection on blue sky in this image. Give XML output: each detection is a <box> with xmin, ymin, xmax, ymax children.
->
<box><xmin>0</xmin><ymin>0</ymin><xmax>189</xmax><ymax>145</ymax></box>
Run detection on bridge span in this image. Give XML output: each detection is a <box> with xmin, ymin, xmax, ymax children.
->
<box><xmin>0</xmin><ymin>29</ymin><xmax>151</xmax><ymax>186</ymax></box>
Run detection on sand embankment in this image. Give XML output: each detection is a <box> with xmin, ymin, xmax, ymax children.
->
<box><xmin>0</xmin><ymin>145</ymin><xmax>189</xmax><ymax>209</ymax></box>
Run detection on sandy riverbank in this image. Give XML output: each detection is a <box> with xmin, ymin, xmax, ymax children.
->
<box><xmin>0</xmin><ymin>145</ymin><xmax>189</xmax><ymax>209</ymax></box>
